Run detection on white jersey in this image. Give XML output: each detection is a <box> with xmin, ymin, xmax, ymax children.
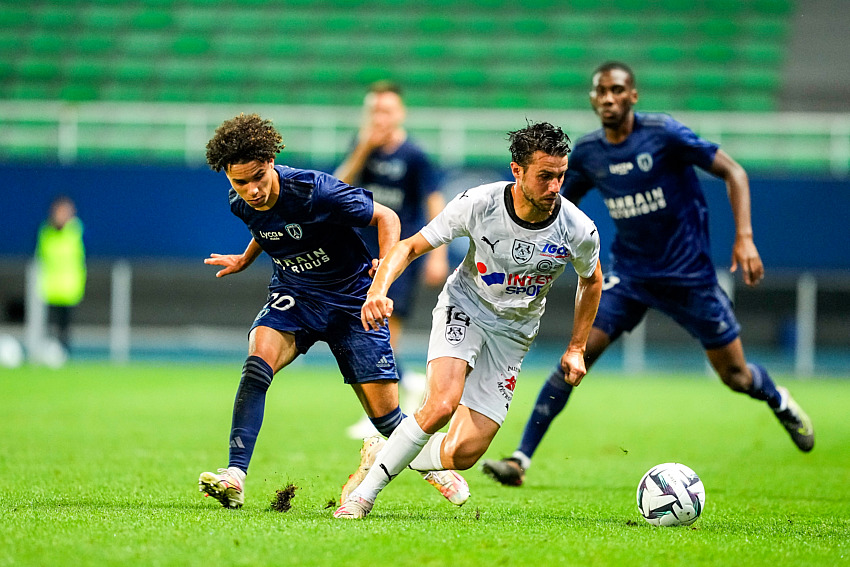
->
<box><xmin>420</xmin><ymin>181</ymin><xmax>600</xmax><ymax>341</ymax></box>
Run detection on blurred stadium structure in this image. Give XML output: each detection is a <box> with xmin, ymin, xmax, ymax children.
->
<box><xmin>1</xmin><ymin>0</ymin><xmax>849</xmax><ymax>372</ymax></box>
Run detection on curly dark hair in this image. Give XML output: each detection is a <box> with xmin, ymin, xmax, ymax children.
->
<box><xmin>507</xmin><ymin>120</ymin><xmax>571</xmax><ymax>168</ymax></box>
<box><xmin>205</xmin><ymin>113</ymin><xmax>285</xmax><ymax>172</ymax></box>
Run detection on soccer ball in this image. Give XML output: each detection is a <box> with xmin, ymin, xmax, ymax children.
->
<box><xmin>636</xmin><ymin>463</ymin><xmax>705</xmax><ymax>526</ymax></box>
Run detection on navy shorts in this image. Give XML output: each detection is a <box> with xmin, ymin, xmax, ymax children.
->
<box><xmin>593</xmin><ymin>273</ymin><xmax>741</xmax><ymax>350</ymax></box>
<box><xmin>250</xmin><ymin>289</ymin><xmax>398</xmax><ymax>384</ymax></box>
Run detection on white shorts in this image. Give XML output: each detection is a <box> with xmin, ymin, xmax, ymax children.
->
<box><xmin>426</xmin><ymin>303</ymin><xmax>531</xmax><ymax>426</ymax></box>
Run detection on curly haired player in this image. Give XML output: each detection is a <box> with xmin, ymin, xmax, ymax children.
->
<box><xmin>198</xmin><ymin>113</ymin><xmax>468</xmax><ymax>509</ymax></box>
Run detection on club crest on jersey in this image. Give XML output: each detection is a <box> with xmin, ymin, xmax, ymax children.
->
<box><xmin>445</xmin><ymin>324</ymin><xmax>466</xmax><ymax>345</ymax></box>
<box><xmin>285</xmin><ymin>223</ymin><xmax>303</xmax><ymax>240</ymax></box>
<box><xmin>637</xmin><ymin>152</ymin><xmax>653</xmax><ymax>172</ymax></box>
<box><xmin>512</xmin><ymin>240</ymin><xmax>535</xmax><ymax>264</ymax></box>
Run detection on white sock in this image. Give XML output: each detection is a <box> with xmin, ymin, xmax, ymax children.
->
<box><xmin>351</xmin><ymin>416</ymin><xmax>432</xmax><ymax>502</ymax></box>
<box><xmin>409</xmin><ymin>432</ymin><xmax>446</xmax><ymax>471</ymax></box>
<box><xmin>512</xmin><ymin>451</ymin><xmax>531</xmax><ymax>471</ymax></box>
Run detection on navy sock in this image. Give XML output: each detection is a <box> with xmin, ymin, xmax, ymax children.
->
<box><xmin>517</xmin><ymin>364</ymin><xmax>574</xmax><ymax>459</ymax></box>
<box><xmin>228</xmin><ymin>355</ymin><xmax>274</xmax><ymax>472</ymax></box>
<box><xmin>369</xmin><ymin>406</ymin><xmax>405</xmax><ymax>437</ymax></box>
<box><xmin>746</xmin><ymin>362</ymin><xmax>782</xmax><ymax>409</ymax></box>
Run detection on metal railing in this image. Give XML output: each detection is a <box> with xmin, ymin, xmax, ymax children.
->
<box><xmin>2</xmin><ymin>101</ymin><xmax>849</xmax><ymax>175</ymax></box>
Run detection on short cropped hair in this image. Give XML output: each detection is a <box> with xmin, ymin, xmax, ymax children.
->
<box><xmin>507</xmin><ymin>121</ymin><xmax>571</xmax><ymax>168</ymax></box>
<box><xmin>593</xmin><ymin>61</ymin><xmax>636</xmax><ymax>87</ymax></box>
<box><xmin>205</xmin><ymin>113</ymin><xmax>285</xmax><ymax>172</ymax></box>
<box><xmin>368</xmin><ymin>80</ymin><xmax>403</xmax><ymax>97</ymax></box>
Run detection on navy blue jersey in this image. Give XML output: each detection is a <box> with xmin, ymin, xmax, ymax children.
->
<box><xmin>355</xmin><ymin>137</ymin><xmax>439</xmax><ymax>241</ymax></box>
<box><xmin>562</xmin><ymin>112</ymin><xmax>719</xmax><ymax>285</ymax></box>
<box><xmin>229</xmin><ymin>165</ymin><xmax>375</xmax><ymax>310</ymax></box>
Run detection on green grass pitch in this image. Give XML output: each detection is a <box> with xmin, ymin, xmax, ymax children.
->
<box><xmin>2</xmin><ymin>362</ymin><xmax>848</xmax><ymax>566</ymax></box>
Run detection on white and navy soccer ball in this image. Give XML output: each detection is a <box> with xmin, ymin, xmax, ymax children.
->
<box><xmin>636</xmin><ymin>462</ymin><xmax>705</xmax><ymax>526</ymax></box>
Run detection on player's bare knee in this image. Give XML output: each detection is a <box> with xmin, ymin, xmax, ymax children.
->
<box><xmin>416</xmin><ymin>401</ymin><xmax>455</xmax><ymax>433</ymax></box>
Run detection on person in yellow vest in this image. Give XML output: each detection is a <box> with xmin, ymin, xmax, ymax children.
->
<box><xmin>35</xmin><ymin>196</ymin><xmax>86</xmax><ymax>354</ymax></box>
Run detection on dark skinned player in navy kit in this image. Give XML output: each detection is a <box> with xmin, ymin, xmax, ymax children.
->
<box><xmin>481</xmin><ymin>62</ymin><xmax>814</xmax><ymax>487</ymax></box>
<box><xmin>197</xmin><ymin>114</ymin><xmax>466</xmax><ymax>508</ymax></box>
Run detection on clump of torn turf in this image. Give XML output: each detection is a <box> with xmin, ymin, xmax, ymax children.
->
<box><xmin>270</xmin><ymin>483</ymin><xmax>298</xmax><ymax>512</ymax></box>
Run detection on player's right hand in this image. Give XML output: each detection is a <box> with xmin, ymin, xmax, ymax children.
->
<box><xmin>361</xmin><ymin>293</ymin><xmax>393</xmax><ymax>331</ymax></box>
<box><xmin>204</xmin><ymin>253</ymin><xmax>247</xmax><ymax>278</ymax></box>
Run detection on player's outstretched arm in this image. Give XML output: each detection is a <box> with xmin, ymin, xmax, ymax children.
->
<box><xmin>204</xmin><ymin>238</ymin><xmax>263</xmax><ymax>278</ymax></box>
<box><xmin>710</xmin><ymin>149</ymin><xmax>765</xmax><ymax>287</ymax></box>
<box><xmin>561</xmin><ymin>260</ymin><xmax>603</xmax><ymax>386</ymax></box>
<box><xmin>361</xmin><ymin>233</ymin><xmax>435</xmax><ymax>331</ymax></box>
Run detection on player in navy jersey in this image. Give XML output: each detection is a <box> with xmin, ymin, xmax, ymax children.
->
<box><xmin>481</xmin><ymin>62</ymin><xmax>814</xmax><ymax>488</ymax></box>
<box><xmin>335</xmin><ymin>81</ymin><xmax>448</xmax><ymax>438</ymax></box>
<box><xmin>197</xmin><ymin>113</ymin><xmax>467</xmax><ymax>509</ymax></box>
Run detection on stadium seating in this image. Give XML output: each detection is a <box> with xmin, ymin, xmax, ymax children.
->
<box><xmin>2</xmin><ymin>1</ymin><xmax>794</xmax><ymax>111</ymax></box>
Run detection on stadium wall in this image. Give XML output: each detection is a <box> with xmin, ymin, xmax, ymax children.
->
<box><xmin>1</xmin><ymin>164</ymin><xmax>849</xmax><ymax>353</ymax></box>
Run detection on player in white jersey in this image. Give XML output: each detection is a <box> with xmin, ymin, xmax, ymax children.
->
<box><xmin>334</xmin><ymin>121</ymin><xmax>603</xmax><ymax>519</ymax></box>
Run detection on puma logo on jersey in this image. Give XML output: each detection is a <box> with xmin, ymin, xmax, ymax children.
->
<box><xmin>481</xmin><ymin>236</ymin><xmax>500</xmax><ymax>253</ymax></box>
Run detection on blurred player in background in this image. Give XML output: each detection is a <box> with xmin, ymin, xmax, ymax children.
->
<box><xmin>35</xmin><ymin>195</ymin><xmax>86</xmax><ymax>356</ymax></box>
<box><xmin>481</xmin><ymin>62</ymin><xmax>815</xmax><ymax>488</ymax></box>
<box><xmin>335</xmin><ymin>81</ymin><xmax>449</xmax><ymax>438</ymax></box>
<box><xmin>198</xmin><ymin>113</ymin><xmax>466</xmax><ymax>509</ymax></box>
<box><xmin>334</xmin><ymin>121</ymin><xmax>603</xmax><ymax>519</ymax></box>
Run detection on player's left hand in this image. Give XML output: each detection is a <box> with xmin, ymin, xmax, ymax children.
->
<box><xmin>730</xmin><ymin>236</ymin><xmax>764</xmax><ymax>287</ymax></box>
<box><xmin>560</xmin><ymin>348</ymin><xmax>587</xmax><ymax>387</ymax></box>
<box><xmin>368</xmin><ymin>258</ymin><xmax>380</xmax><ymax>279</ymax></box>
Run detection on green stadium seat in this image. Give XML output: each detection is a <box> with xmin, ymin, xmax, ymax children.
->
<box><xmin>690</xmin><ymin>69</ymin><xmax>728</xmax><ymax>91</ymax></box>
<box><xmin>113</xmin><ymin>61</ymin><xmax>157</xmax><ymax>83</ymax></box>
<box><xmin>640</xmin><ymin>68</ymin><xmax>686</xmax><ymax>90</ymax></box>
<box><xmin>171</xmin><ymin>36</ymin><xmax>211</xmax><ymax>56</ymax></box>
<box><xmin>61</xmin><ymin>83</ymin><xmax>99</xmax><ymax>101</ymax></box>
<box><xmin>9</xmin><ymin>81</ymin><xmax>53</xmax><ymax>100</ymax></box>
<box><xmin>0</xmin><ymin>32</ymin><xmax>19</xmax><ymax>56</ymax></box>
<box><xmin>131</xmin><ymin>10</ymin><xmax>174</xmax><ymax>31</ymax></box>
<box><xmin>552</xmin><ymin>42</ymin><xmax>590</xmax><ymax>61</ymax></box>
<box><xmin>34</xmin><ymin>6</ymin><xmax>77</xmax><ymax>29</ymax></box>
<box><xmin>101</xmin><ymin>82</ymin><xmax>151</xmax><ymax>102</ymax></box>
<box><xmin>549</xmin><ymin>69</ymin><xmax>586</xmax><ymax>89</ymax></box>
<box><xmin>695</xmin><ymin>44</ymin><xmax>737</xmax><ymax>64</ymax></box>
<box><xmin>685</xmin><ymin>93</ymin><xmax>725</xmax><ymax>111</ymax></box>
<box><xmin>80</xmin><ymin>7</ymin><xmax>131</xmax><ymax>30</ymax></box>
<box><xmin>740</xmin><ymin>43</ymin><xmax>784</xmax><ymax>65</ymax></box>
<box><xmin>449</xmin><ymin>68</ymin><xmax>487</xmax><ymax>88</ymax></box>
<box><xmin>65</xmin><ymin>59</ymin><xmax>110</xmax><ymax>83</ymax></box>
<box><xmin>0</xmin><ymin>61</ymin><xmax>12</xmax><ymax>81</ymax></box>
<box><xmin>120</xmin><ymin>33</ymin><xmax>172</xmax><ymax>57</ymax></box>
<box><xmin>735</xmin><ymin>68</ymin><xmax>781</xmax><ymax>91</ymax></box>
<box><xmin>636</xmin><ymin>92</ymin><xmax>679</xmax><ymax>111</ymax></box>
<box><xmin>742</xmin><ymin>18</ymin><xmax>788</xmax><ymax>40</ymax></box>
<box><xmin>647</xmin><ymin>43</ymin><xmax>687</xmax><ymax>63</ymax></box>
<box><xmin>700</xmin><ymin>18</ymin><xmax>739</xmax><ymax>39</ymax></box>
<box><xmin>0</xmin><ymin>7</ymin><xmax>28</xmax><ymax>29</ymax></box>
<box><xmin>753</xmin><ymin>0</ymin><xmax>794</xmax><ymax>15</ymax></box>
<box><xmin>728</xmin><ymin>93</ymin><xmax>776</xmax><ymax>112</ymax></box>
<box><xmin>27</xmin><ymin>34</ymin><xmax>66</xmax><ymax>56</ymax></box>
<box><xmin>72</xmin><ymin>34</ymin><xmax>116</xmax><ymax>56</ymax></box>
<box><xmin>210</xmin><ymin>37</ymin><xmax>260</xmax><ymax>58</ymax></box>
<box><xmin>17</xmin><ymin>58</ymin><xmax>61</xmax><ymax>82</ymax></box>
<box><xmin>173</xmin><ymin>10</ymin><xmax>221</xmax><ymax>33</ymax></box>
